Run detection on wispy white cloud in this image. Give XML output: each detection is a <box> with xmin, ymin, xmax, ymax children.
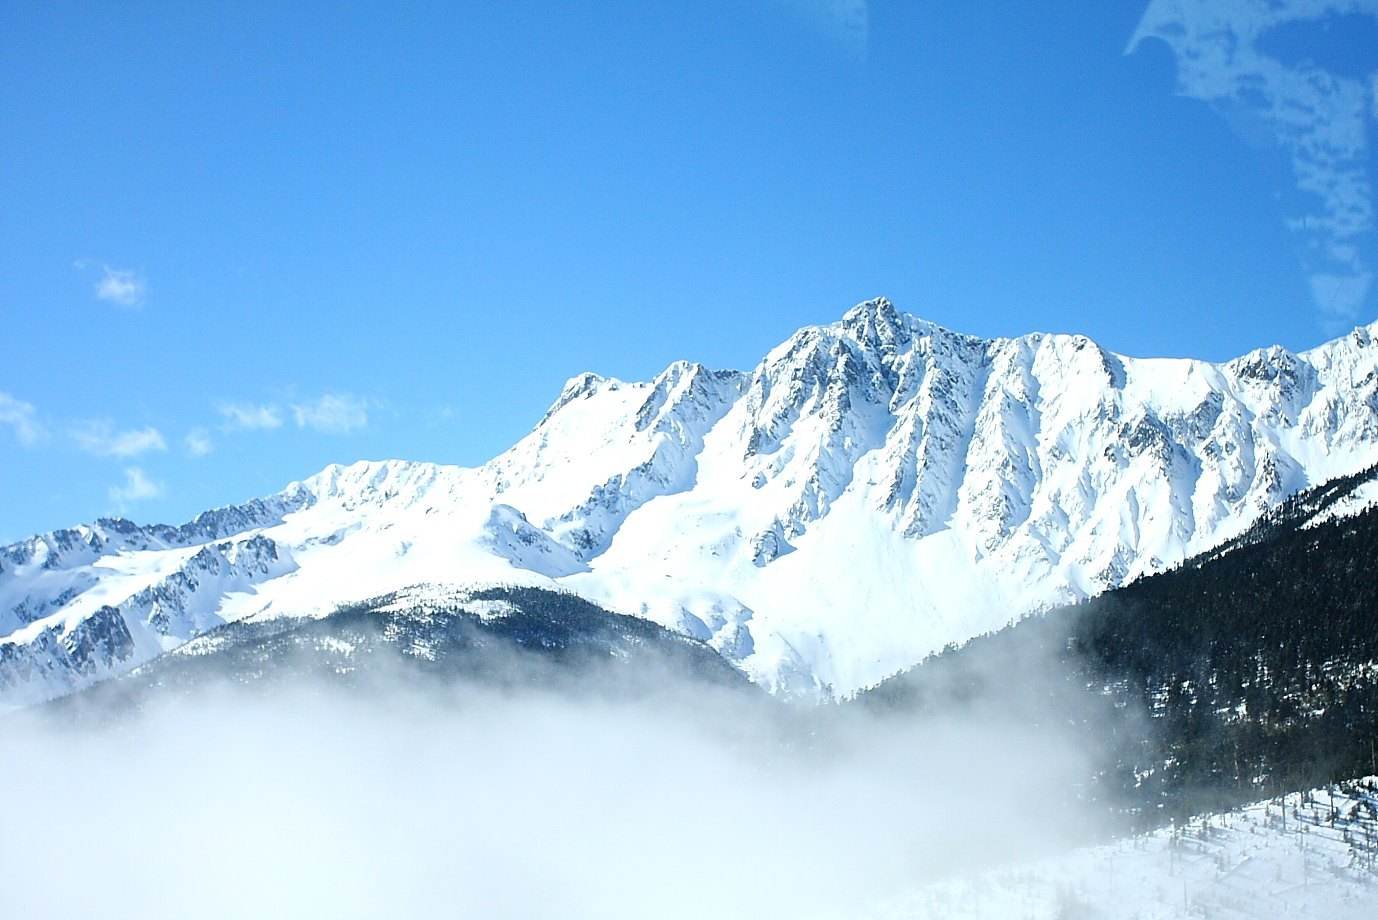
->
<box><xmin>96</xmin><ymin>267</ymin><xmax>146</xmax><ymax>306</ymax></box>
<box><xmin>75</xmin><ymin>260</ymin><xmax>148</xmax><ymax>307</ymax></box>
<box><xmin>219</xmin><ymin>393</ymin><xmax>370</xmax><ymax>435</ymax></box>
<box><xmin>775</xmin><ymin>0</ymin><xmax>869</xmax><ymax>59</ymax></box>
<box><xmin>291</xmin><ymin>393</ymin><xmax>369</xmax><ymax>435</ymax></box>
<box><xmin>1129</xmin><ymin>0</ymin><xmax>1378</xmax><ymax>328</ymax></box>
<box><xmin>219</xmin><ymin>403</ymin><xmax>285</xmax><ymax>431</ymax></box>
<box><xmin>108</xmin><ymin>466</ymin><xmax>162</xmax><ymax>507</ymax></box>
<box><xmin>72</xmin><ymin>422</ymin><xmax>167</xmax><ymax>458</ymax></box>
<box><xmin>0</xmin><ymin>392</ymin><xmax>44</xmax><ymax>447</ymax></box>
<box><xmin>184</xmin><ymin>428</ymin><xmax>213</xmax><ymax>457</ymax></box>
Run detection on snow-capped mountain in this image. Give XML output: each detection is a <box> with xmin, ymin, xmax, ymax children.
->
<box><xmin>5</xmin><ymin>297</ymin><xmax>1378</xmax><ymax>705</ymax></box>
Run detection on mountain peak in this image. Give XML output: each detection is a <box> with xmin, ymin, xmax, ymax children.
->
<box><xmin>833</xmin><ymin>297</ymin><xmax>971</xmax><ymax>351</ymax></box>
<box><xmin>8</xmin><ymin>296</ymin><xmax>1378</xmax><ymax>704</ymax></box>
<box><xmin>841</xmin><ymin>295</ymin><xmax>896</xmax><ymax>320</ymax></box>
<box><xmin>540</xmin><ymin>371</ymin><xmax>622</xmax><ymax>425</ymax></box>
<box><xmin>838</xmin><ymin>296</ymin><xmax>904</xmax><ymax>337</ymax></box>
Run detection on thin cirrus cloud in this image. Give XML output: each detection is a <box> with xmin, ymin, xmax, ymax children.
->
<box><xmin>108</xmin><ymin>466</ymin><xmax>162</xmax><ymax>507</ymax></box>
<box><xmin>219</xmin><ymin>403</ymin><xmax>285</xmax><ymax>431</ymax></box>
<box><xmin>1128</xmin><ymin>0</ymin><xmax>1378</xmax><ymax>330</ymax></box>
<box><xmin>776</xmin><ymin>0</ymin><xmax>869</xmax><ymax>59</ymax></box>
<box><xmin>184</xmin><ymin>428</ymin><xmax>213</xmax><ymax>457</ymax></box>
<box><xmin>71</xmin><ymin>421</ymin><xmax>168</xmax><ymax>458</ymax></box>
<box><xmin>291</xmin><ymin>393</ymin><xmax>369</xmax><ymax>435</ymax></box>
<box><xmin>220</xmin><ymin>394</ymin><xmax>369</xmax><ymax>435</ymax></box>
<box><xmin>0</xmin><ymin>392</ymin><xmax>45</xmax><ymax>446</ymax></box>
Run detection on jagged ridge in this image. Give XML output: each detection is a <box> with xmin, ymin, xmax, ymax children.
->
<box><xmin>4</xmin><ymin>297</ymin><xmax>1378</xmax><ymax>705</ymax></box>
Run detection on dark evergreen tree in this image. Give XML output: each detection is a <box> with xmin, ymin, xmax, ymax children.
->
<box><xmin>859</xmin><ymin>465</ymin><xmax>1378</xmax><ymax>828</ymax></box>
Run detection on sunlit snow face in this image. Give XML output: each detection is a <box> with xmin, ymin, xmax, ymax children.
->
<box><xmin>1130</xmin><ymin>0</ymin><xmax>1378</xmax><ymax>330</ymax></box>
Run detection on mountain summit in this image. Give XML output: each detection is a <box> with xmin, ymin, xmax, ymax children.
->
<box><xmin>5</xmin><ymin>298</ymin><xmax>1378</xmax><ymax>704</ymax></box>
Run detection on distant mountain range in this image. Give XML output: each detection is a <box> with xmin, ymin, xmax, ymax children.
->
<box><xmin>5</xmin><ymin>298</ymin><xmax>1378</xmax><ymax>706</ymax></box>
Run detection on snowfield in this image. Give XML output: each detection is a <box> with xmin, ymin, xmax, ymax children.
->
<box><xmin>861</xmin><ymin>780</ymin><xmax>1378</xmax><ymax>920</ymax></box>
<box><xmin>5</xmin><ymin>298</ymin><xmax>1378</xmax><ymax>706</ymax></box>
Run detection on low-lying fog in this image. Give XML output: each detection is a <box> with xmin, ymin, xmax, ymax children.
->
<box><xmin>2</xmin><ymin>672</ymin><xmax>1108</xmax><ymax>919</ymax></box>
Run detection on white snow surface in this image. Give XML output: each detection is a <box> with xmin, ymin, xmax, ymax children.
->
<box><xmin>855</xmin><ymin>781</ymin><xmax>1378</xmax><ymax>920</ymax></box>
<box><xmin>1304</xmin><ymin>478</ymin><xmax>1378</xmax><ymax>528</ymax></box>
<box><xmin>5</xmin><ymin>298</ymin><xmax>1378</xmax><ymax>705</ymax></box>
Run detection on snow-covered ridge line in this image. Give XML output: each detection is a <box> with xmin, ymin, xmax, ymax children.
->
<box><xmin>5</xmin><ymin>297</ymin><xmax>1378</xmax><ymax>706</ymax></box>
<box><xmin>0</xmin><ymin>533</ymin><xmax>294</xmax><ymax>705</ymax></box>
<box><xmin>0</xmin><ymin>488</ymin><xmax>311</xmax><ymax>574</ymax></box>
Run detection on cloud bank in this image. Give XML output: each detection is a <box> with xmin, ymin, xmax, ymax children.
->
<box><xmin>2</xmin><ymin>675</ymin><xmax>1108</xmax><ymax>920</ymax></box>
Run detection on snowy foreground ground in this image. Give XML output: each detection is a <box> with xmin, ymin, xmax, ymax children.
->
<box><xmin>858</xmin><ymin>781</ymin><xmax>1378</xmax><ymax>919</ymax></box>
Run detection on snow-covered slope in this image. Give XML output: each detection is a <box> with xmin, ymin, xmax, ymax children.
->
<box><xmin>5</xmin><ymin>298</ymin><xmax>1378</xmax><ymax>705</ymax></box>
<box><xmin>860</xmin><ymin>779</ymin><xmax>1378</xmax><ymax>920</ymax></box>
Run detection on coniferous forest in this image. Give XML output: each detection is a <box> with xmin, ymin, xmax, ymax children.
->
<box><xmin>860</xmin><ymin>467</ymin><xmax>1378</xmax><ymax>828</ymax></box>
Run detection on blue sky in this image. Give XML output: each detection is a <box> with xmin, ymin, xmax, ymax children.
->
<box><xmin>2</xmin><ymin>0</ymin><xmax>1375</xmax><ymax>540</ymax></box>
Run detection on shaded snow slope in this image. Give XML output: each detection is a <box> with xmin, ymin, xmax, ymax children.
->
<box><xmin>50</xmin><ymin>584</ymin><xmax>754</xmax><ymax>714</ymax></box>
<box><xmin>6</xmin><ymin>298</ymin><xmax>1378</xmax><ymax>704</ymax></box>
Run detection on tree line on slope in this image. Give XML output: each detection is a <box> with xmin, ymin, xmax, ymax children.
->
<box><xmin>860</xmin><ymin>470</ymin><xmax>1378</xmax><ymax>828</ymax></box>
